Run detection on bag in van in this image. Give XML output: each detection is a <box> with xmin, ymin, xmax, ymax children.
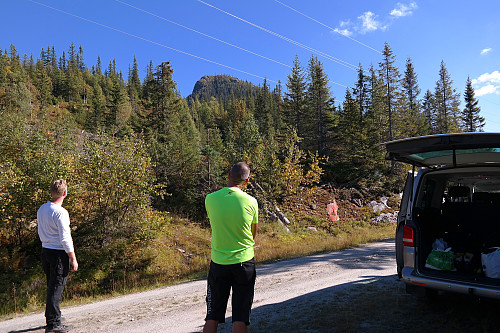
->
<box><xmin>425</xmin><ymin>249</ymin><xmax>455</xmax><ymax>271</ymax></box>
<box><xmin>482</xmin><ymin>247</ymin><xmax>500</xmax><ymax>279</ymax></box>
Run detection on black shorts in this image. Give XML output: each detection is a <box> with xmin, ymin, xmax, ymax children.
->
<box><xmin>205</xmin><ymin>258</ymin><xmax>256</xmax><ymax>325</ymax></box>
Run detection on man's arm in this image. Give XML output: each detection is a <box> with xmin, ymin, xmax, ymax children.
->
<box><xmin>252</xmin><ymin>223</ymin><xmax>258</xmax><ymax>240</ymax></box>
<box><xmin>67</xmin><ymin>251</ymin><xmax>78</xmax><ymax>272</ymax></box>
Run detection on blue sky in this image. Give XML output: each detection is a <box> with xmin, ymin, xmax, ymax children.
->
<box><xmin>2</xmin><ymin>0</ymin><xmax>500</xmax><ymax>131</ymax></box>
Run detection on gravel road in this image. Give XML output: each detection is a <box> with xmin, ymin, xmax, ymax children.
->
<box><xmin>1</xmin><ymin>240</ymin><xmax>397</xmax><ymax>333</ymax></box>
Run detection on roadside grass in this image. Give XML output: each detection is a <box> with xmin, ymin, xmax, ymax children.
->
<box><xmin>0</xmin><ymin>210</ymin><xmax>396</xmax><ymax>319</ymax></box>
<box><xmin>256</xmin><ymin>220</ymin><xmax>395</xmax><ymax>264</ymax></box>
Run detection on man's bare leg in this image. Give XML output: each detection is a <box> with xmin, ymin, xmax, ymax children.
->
<box><xmin>233</xmin><ymin>321</ymin><xmax>247</xmax><ymax>333</ymax></box>
<box><xmin>203</xmin><ymin>320</ymin><xmax>218</xmax><ymax>333</ymax></box>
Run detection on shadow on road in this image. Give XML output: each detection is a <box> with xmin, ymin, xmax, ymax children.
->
<box><xmin>8</xmin><ymin>326</ymin><xmax>45</xmax><ymax>333</ymax></box>
<box><xmin>219</xmin><ymin>273</ymin><xmax>500</xmax><ymax>333</ymax></box>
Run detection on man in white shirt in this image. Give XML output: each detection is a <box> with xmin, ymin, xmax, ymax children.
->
<box><xmin>37</xmin><ymin>179</ymin><xmax>78</xmax><ymax>333</ymax></box>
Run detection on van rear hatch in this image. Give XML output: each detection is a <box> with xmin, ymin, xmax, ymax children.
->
<box><xmin>385</xmin><ymin>133</ymin><xmax>500</xmax><ymax>167</ymax></box>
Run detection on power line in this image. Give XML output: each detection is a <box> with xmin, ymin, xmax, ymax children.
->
<box><xmin>476</xmin><ymin>96</ymin><xmax>500</xmax><ymax>126</ymax></box>
<box><xmin>273</xmin><ymin>0</ymin><xmax>382</xmax><ymax>54</ymax></box>
<box><xmin>114</xmin><ymin>0</ymin><xmax>292</xmax><ymax>69</ymax></box>
<box><xmin>27</xmin><ymin>0</ymin><xmax>279</xmax><ymax>83</ymax></box>
<box><xmin>197</xmin><ymin>0</ymin><xmax>358</xmax><ymax>71</ymax></box>
<box><xmin>114</xmin><ymin>0</ymin><xmax>347</xmax><ymax>88</ymax></box>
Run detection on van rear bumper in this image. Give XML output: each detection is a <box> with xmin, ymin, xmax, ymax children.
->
<box><xmin>402</xmin><ymin>267</ymin><xmax>500</xmax><ymax>299</ymax></box>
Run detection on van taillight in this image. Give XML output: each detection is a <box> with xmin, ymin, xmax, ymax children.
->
<box><xmin>402</xmin><ymin>226</ymin><xmax>414</xmax><ymax>247</ymax></box>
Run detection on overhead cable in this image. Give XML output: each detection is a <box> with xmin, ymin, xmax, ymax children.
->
<box><xmin>197</xmin><ymin>0</ymin><xmax>358</xmax><ymax>71</ymax></box>
<box><xmin>114</xmin><ymin>0</ymin><xmax>347</xmax><ymax>88</ymax></box>
<box><xmin>273</xmin><ymin>0</ymin><xmax>382</xmax><ymax>54</ymax></box>
<box><xmin>27</xmin><ymin>0</ymin><xmax>278</xmax><ymax>83</ymax></box>
<box><xmin>114</xmin><ymin>0</ymin><xmax>292</xmax><ymax>69</ymax></box>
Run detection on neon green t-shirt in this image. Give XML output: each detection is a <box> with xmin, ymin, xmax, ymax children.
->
<box><xmin>205</xmin><ymin>187</ymin><xmax>258</xmax><ymax>265</ymax></box>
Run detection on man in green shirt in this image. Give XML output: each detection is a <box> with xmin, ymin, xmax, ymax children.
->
<box><xmin>203</xmin><ymin>162</ymin><xmax>258</xmax><ymax>333</ymax></box>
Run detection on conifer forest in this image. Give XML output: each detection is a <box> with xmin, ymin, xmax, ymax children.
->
<box><xmin>0</xmin><ymin>41</ymin><xmax>485</xmax><ymax>312</ymax></box>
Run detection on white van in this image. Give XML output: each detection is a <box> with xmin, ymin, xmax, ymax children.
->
<box><xmin>385</xmin><ymin>133</ymin><xmax>500</xmax><ymax>299</ymax></box>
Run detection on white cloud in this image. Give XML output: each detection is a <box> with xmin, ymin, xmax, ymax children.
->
<box><xmin>339</xmin><ymin>20</ymin><xmax>351</xmax><ymax>28</ymax></box>
<box><xmin>334</xmin><ymin>2</ymin><xmax>416</xmax><ymax>36</ymax></box>
<box><xmin>472</xmin><ymin>71</ymin><xmax>500</xmax><ymax>84</ymax></box>
<box><xmin>358</xmin><ymin>11</ymin><xmax>387</xmax><ymax>33</ymax></box>
<box><xmin>475</xmin><ymin>84</ymin><xmax>500</xmax><ymax>97</ymax></box>
<box><xmin>333</xmin><ymin>28</ymin><xmax>353</xmax><ymax>37</ymax></box>
<box><xmin>390</xmin><ymin>2</ymin><xmax>418</xmax><ymax>17</ymax></box>
<box><xmin>472</xmin><ymin>71</ymin><xmax>500</xmax><ymax>96</ymax></box>
<box><xmin>481</xmin><ymin>48</ymin><xmax>492</xmax><ymax>55</ymax></box>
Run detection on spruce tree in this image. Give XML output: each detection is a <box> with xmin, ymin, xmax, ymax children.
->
<box><xmin>337</xmin><ymin>89</ymin><xmax>366</xmax><ymax>179</ymax></box>
<box><xmin>462</xmin><ymin>76</ymin><xmax>484</xmax><ymax>132</ymax></box>
<box><xmin>143</xmin><ymin>61</ymin><xmax>201</xmax><ymax>212</ymax></box>
<box><xmin>33</xmin><ymin>59</ymin><xmax>53</xmax><ymax>109</ymax></box>
<box><xmin>364</xmin><ymin>65</ymin><xmax>388</xmax><ymax>175</ymax></box>
<box><xmin>434</xmin><ymin>60</ymin><xmax>461</xmax><ymax>133</ymax></box>
<box><xmin>401</xmin><ymin>58</ymin><xmax>426</xmax><ymax>137</ymax></box>
<box><xmin>305</xmin><ymin>55</ymin><xmax>336</xmax><ymax>156</ymax></box>
<box><xmin>378</xmin><ymin>42</ymin><xmax>401</xmax><ymax>141</ymax></box>
<box><xmin>365</xmin><ymin>65</ymin><xmax>386</xmax><ymax>142</ymax></box>
<box><xmin>272</xmin><ymin>81</ymin><xmax>284</xmax><ymax>132</ymax></box>
<box><xmin>68</xmin><ymin>42</ymin><xmax>78</xmax><ymax>71</ymax></box>
<box><xmin>78</xmin><ymin>45</ymin><xmax>86</xmax><ymax>72</ymax></box>
<box><xmin>353</xmin><ymin>64</ymin><xmax>369</xmax><ymax>117</ymax></box>
<box><xmin>421</xmin><ymin>90</ymin><xmax>435</xmax><ymax>134</ymax></box>
<box><xmin>128</xmin><ymin>55</ymin><xmax>141</xmax><ymax>99</ymax></box>
<box><xmin>284</xmin><ymin>56</ymin><xmax>307</xmax><ymax>147</ymax></box>
<box><xmin>254</xmin><ymin>78</ymin><xmax>271</xmax><ymax>136</ymax></box>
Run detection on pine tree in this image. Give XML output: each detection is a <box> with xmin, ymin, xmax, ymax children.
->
<box><xmin>402</xmin><ymin>58</ymin><xmax>420</xmax><ymax>115</ymax></box>
<box><xmin>40</xmin><ymin>47</ymin><xmax>48</xmax><ymax>66</ymax></box>
<box><xmin>434</xmin><ymin>60</ymin><xmax>461</xmax><ymax>133</ymax></box>
<box><xmin>68</xmin><ymin>42</ymin><xmax>78</xmax><ymax>71</ymax></box>
<box><xmin>33</xmin><ymin>59</ymin><xmax>53</xmax><ymax>109</ymax></box>
<box><xmin>144</xmin><ymin>62</ymin><xmax>201</xmax><ymax>212</ymax></box>
<box><xmin>421</xmin><ymin>90</ymin><xmax>435</xmax><ymax>134</ymax></box>
<box><xmin>352</xmin><ymin>64</ymin><xmax>369</xmax><ymax>117</ymax></box>
<box><xmin>305</xmin><ymin>56</ymin><xmax>336</xmax><ymax>155</ymax></box>
<box><xmin>401</xmin><ymin>58</ymin><xmax>426</xmax><ymax>137</ymax></box>
<box><xmin>50</xmin><ymin>46</ymin><xmax>58</xmax><ymax>74</ymax></box>
<box><xmin>272</xmin><ymin>81</ymin><xmax>284</xmax><ymax>131</ymax></box>
<box><xmin>337</xmin><ymin>89</ymin><xmax>367</xmax><ymax>178</ymax></box>
<box><xmin>4</xmin><ymin>48</ymin><xmax>32</xmax><ymax>118</ymax></box>
<box><xmin>284</xmin><ymin>56</ymin><xmax>307</xmax><ymax>147</ymax></box>
<box><xmin>378</xmin><ymin>42</ymin><xmax>401</xmax><ymax>141</ymax></box>
<box><xmin>107</xmin><ymin>74</ymin><xmax>125</xmax><ymax>127</ymax></box>
<box><xmin>461</xmin><ymin>76</ymin><xmax>484</xmax><ymax>132</ymax></box>
<box><xmin>95</xmin><ymin>56</ymin><xmax>102</xmax><ymax>75</ymax></box>
<box><xmin>128</xmin><ymin>55</ymin><xmax>141</xmax><ymax>99</ymax></box>
<box><xmin>59</xmin><ymin>51</ymin><xmax>67</xmax><ymax>72</ymax></box>
<box><xmin>365</xmin><ymin>65</ymin><xmax>387</xmax><ymax>143</ymax></box>
<box><xmin>364</xmin><ymin>65</ymin><xmax>388</xmax><ymax>174</ymax></box>
<box><xmin>254</xmin><ymin>78</ymin><xmax>272</xmax><ymax>136</ymax></box>
<box><xmin>78</xmin><ymin>45</ymin><xmax>86</xmax><ymax>72</ymax></box>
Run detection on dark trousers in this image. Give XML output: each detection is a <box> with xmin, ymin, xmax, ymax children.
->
<box><xmin>41</xmin><ymin>248</ymin><xmax>69</xmax><ymax>328</ymax></box>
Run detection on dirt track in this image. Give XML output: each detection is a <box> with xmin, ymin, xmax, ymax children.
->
<box><xmin>1</xmin><ymin>240</ymin><xmax>397</xmax><ymax>333</ymax></box>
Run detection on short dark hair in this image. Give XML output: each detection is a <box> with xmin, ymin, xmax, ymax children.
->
<box><xmin>229</xmin><ymin>162</ymin><xmax>250</xmax><ymax>185</ymax></box>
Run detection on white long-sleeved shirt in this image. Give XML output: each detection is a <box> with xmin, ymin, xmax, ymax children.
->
<box><xmin>37</xmin><ymin>201</ymin><xmax>74</xmax><ymax>253</ymax></box>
